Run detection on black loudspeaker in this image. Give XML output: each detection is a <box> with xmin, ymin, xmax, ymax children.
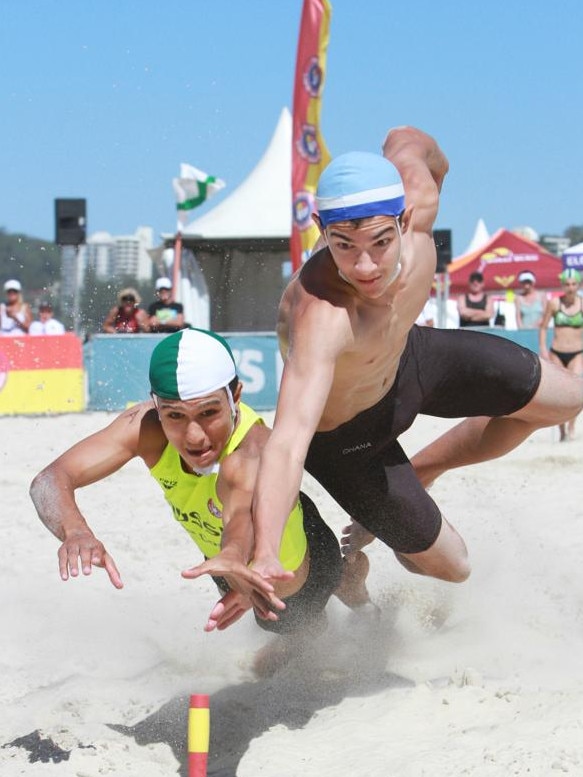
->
<box><xmin>433</xmin><ymin>229</ymin><xmax>452</xmax><ymax>272</ymax></box>
<box><xmin>55</xmin><ymin>198</ymin><xmax>87</xmax><ymax>246</ymax></box>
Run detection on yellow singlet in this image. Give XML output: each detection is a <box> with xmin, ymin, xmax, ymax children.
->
<box><xmin>149</xmin><ymin>402</ymin><xmax>307</xmax><ymax>570</ymax></box>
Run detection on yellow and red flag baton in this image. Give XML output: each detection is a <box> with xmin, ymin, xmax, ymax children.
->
<box><xmin>188</xmin><ymin>694</ymin><xmax>210</xmax><ymax>777</ymax></box>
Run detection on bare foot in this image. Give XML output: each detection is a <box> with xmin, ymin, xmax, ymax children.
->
<box><xmin>334</xmin><ymin>550</ymin><xmax>373</xmax><ymax>610</ymax></box>
<box><xmin>340</xmin><ymin>519</ymin><xmax>375</xmax><ymax>555</ymax></box>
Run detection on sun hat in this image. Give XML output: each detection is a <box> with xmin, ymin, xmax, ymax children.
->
<box><xmin>155</xmin><ymin>277</ymin><xmax>173</xmax><ymax>291</ymax></box>
<box><xmin>315</xmin><ymin>152</ymin><xmax>405</xmax><ymax>227</ymax></box>
<box><xmin>4</xmin><ymin>279</ymin><xmax>22</xmax><ymax>292</ymax></box>
<box><xmin>149</xmin><ymin>328</ymin><xmax>237</xmax><ymax>401</ymax></box>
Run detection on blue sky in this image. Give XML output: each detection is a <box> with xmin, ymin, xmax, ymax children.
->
<box><xmin>1</xmin><ymin>0</ymin><xmax>582</xmax><ymax>256</ymax></box>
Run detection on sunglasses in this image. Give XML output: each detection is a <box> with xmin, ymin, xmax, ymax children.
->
<box><xmin>121</xmin><ymin>295</ymin><xmax>136</xmax><ymax>303</ymax></box>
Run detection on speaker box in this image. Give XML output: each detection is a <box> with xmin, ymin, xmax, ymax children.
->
<box><xmin>55</xmin><ymin>198</ymin><xmax>86</xmax><ymax>246</ymax></box>
<box><xmin>433</xmin><ymin>229</ymin><xmax>452</xmax><ymax>273</ymax></box>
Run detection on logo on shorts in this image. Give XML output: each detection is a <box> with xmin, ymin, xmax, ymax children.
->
<box><xmin>342</xmin><ymin>442</ymin><xmax>372</xmax><ymax>455</ymax></box>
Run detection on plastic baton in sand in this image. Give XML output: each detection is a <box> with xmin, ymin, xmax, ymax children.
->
<box><xmin>188</xmin><ymin>694</ymin><xmax>210</xmax><ymax>777</ymax></box>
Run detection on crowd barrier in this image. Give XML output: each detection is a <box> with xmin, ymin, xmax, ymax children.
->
<box><xmin>0</xmin><ymin>334</ymin><xmax>84</xmax><ymax>415</ymax></box>
<box><xmin>84</xmin><ymin>333</ymin><xmax>283</xmax><ymax>411</ymax></box>
<box><xmin>0</xmin><ymin>328</ymin><xmax>551</xmax><ymax>415</ymax></box>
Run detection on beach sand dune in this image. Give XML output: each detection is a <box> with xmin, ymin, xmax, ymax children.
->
<box><xmin>2</xmin><ymin>412</ymin><xmax>582</xmax><ymax>776</ymax></box>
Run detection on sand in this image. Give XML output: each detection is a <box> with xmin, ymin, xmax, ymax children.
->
<box><xmin>2</xmin><ymin>410</ymin><xmax>582</xmax><ymax>776</ymax></box>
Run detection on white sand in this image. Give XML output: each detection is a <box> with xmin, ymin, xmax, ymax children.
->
<box><xmin>2</xmin><ymin>411</ymin><xmax>583</xmax><ymax>776</ymax></box>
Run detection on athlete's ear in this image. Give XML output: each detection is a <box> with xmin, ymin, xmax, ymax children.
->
<box><xmin>233</xmin><ymin>381</ymin><xmax>243</xmax><ymax>403</ymax></box>
<box><xmin>312</xmin><ymin>213</ymin><xmax>325</xmax><ymax>235</ymax></box>
<box><xmin>400</xmin><ymin>205</ymin><xmax>414</xmax><ymax>234</ymax></box>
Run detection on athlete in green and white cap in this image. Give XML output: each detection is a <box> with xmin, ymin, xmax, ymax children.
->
<box><xmin>31</xmin><ymin>327</ymin><xmax>372</xmax><ymax>646</ymax></box>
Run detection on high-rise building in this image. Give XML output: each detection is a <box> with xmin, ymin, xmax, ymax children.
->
<box><xmin>76</xmin><ymin>226</ymin><xmax>154</xmax><ymax>282</ymax></box>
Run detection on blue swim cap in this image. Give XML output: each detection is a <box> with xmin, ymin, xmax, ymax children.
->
<box><xmin>315</xmin><ymin>152</ymin><xmax>405</xmax><ymax>227</ymax></box>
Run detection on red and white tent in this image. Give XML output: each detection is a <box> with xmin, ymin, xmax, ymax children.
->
<box><xmin>447</xmin><ymin>229</ymin><xmax>563</xmax><ymax>294</ymax></box>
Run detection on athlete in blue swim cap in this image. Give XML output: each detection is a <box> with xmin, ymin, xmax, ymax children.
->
<box><xmin>229</xmin><ymin>126</ymin><xmax>582</xmax><ymax>623</ymax></box>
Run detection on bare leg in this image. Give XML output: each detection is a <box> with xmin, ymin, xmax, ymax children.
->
<box><xmin>412</xmin><ymin>360</ymin><xmax>583</xmax><ymax>487</ymax></box>
<box><xmin>396</xmin><ymin>516</ymin><xmax>470</xmax><ymax>582</ymax></box>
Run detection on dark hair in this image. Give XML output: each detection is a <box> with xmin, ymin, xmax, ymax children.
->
<box><xmin>469</xmin><ymin>272</ymin><xmax>484</xmax><ymax>283</ymax></box>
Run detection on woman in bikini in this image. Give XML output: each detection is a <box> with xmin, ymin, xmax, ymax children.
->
<box><xmin>539</xmin><ymin>268</ymin><xmax>583</xmax><ymax>441</ymax></box>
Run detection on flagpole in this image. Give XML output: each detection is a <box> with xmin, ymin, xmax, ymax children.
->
<box><xmin>173</xmin><ymin>230</ymin><xmax>183</xmax><ymax>303</ymax></box>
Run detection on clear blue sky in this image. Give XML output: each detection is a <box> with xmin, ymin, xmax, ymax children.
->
<box><xmin>1</xmin><ymin>0</ymin><xmax>582</xmax><ymax>256</ymax></box>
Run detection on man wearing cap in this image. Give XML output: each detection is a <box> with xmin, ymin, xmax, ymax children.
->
<box><xmin>30</xmin><ymin>328</ymin><xmax>370</xmax><ymax>644</ymax></box>
<box><xmin>515</xmin><ymin>271</ymin><xmax>545</xmax><ymax>329</ymax></box>
<box><xmin>457</xmin><ymin>271</ymin><xmax>494</xmax><ymax>327</ymax></box>
<box><xmin>29</xmin><ymin>301</ymin><xmax>66</xmax><ymax>335</ymax></box>
<box><xmin>240</xmin><ymin>126</ymin><xmax>582</xmax><ymax>612</ymax></box>
<box><xmin>1</xmin><ymin>279</ymin><xmax>32</xmax><ymax>335</ymax></box>
<box><xmin>147</xmin><ymin>277</ymin><xmax>185</xmax><ymax>333</ymax></box>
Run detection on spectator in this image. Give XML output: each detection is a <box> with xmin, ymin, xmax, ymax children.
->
<box><xmin>147</xmin><ymin>277</ymin><xmax>185</xmax><ymax>333</ymax></box>
<box><xmin>102</xmin><ymin>288</ymin><xmax>148</xmax><ymax>334</ymax></box>
<box><xmin>539</xmin><ymin>268</ymin><xmax>583</xmax><ymax>441</ymax></box>
<box><xmin>457</xmin><ymin>271</ymin><xmax>494</xmax><ymax>327</ymax></box>
<box><xmin>29</xmin><ymin>301</ymin><xmax>66</xmax><ymax>335</ymax></box>
<box><xmin>1</xmin><ymin>279</ymin><xmax>32</xmax><ymax>335</ymax></box>
<box><xmin>515</xmin><ymin>270</ymin><xmax>545</xmax><ymax>329</ymax></box>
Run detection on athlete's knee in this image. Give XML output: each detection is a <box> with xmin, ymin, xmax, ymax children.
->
<box><xmin>394</xmin><ymin>549</ymin><xmax>471</xmax><ymax>583</ymax></box>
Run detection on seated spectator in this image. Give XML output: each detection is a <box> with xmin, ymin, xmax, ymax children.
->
<box><xmin>1</xmin><ymin>279</ymin><xmax>32</xmax><ymax>336</ymax></box>
<box><xmin>29</xmin><ymin>301</ymin><xmax>66</xmax><ymax>335</ymax></box>
<box><xmin>147</xmin><ymin>277</ymin><xmax>185</xmax><ymax>333</ymax></box>
<box><xmin>102</xmin><ymin>288</ymin><xmax>148</xmax><ymax>334</ymax></box>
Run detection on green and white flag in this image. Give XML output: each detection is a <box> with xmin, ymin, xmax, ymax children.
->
<box><xmin>173</xmin><ymin>163</ymin><xmax>226</xmax><ymax>231</ymax></box>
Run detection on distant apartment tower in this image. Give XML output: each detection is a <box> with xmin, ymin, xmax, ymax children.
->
<box><xmin>539</xmin><ymin>234</ymin><xmax>571</xmax><ymax>257</ymax></box>
<box><xmin>113</xmin><ymin>227</ymin><xmax>154</xmax><ymax>279</ymax></box>
<box><xmin>79</xmin><ymin>226</ymin><xmax>154</xmax><ymax>282</ymax></box>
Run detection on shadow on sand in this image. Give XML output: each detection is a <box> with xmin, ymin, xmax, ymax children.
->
<box><xmin>110</xmin><ymin>613</ymin><xmax>412</xmax><ymax>776</ymax></box>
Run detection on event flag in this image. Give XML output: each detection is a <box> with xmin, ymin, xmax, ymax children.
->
<box><xmin>291</xmin><ymin>0</ymin><xmax>332</xmax><ymax>271</ymax></box>
<box><xmin>173</xmin><ymin>164</ymin><xmax>226</xmax><ymax>232</ymax></box>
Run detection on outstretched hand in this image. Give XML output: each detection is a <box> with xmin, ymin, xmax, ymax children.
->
<box><xmin>57</xmin><ymin>531</ymin><xmax>123</xmax><ymax>589</ymax></box>
<box><xmin>182</xmin><ymin>552</ymin><xmax>293</xmax><ymax>623</ymax></box>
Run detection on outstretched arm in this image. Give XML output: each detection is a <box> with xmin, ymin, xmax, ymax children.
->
<box><xmin>182</xmin><ymin>432</ymin><xmax>293</xmax><ymax>629</ymax></box>
<box><xmin>382</xmin><ymin>126</ymin><xmax>449</xmax><ymax>236</ymax></box>
<box><xmin>30</xmin><ymin>404</ymin><xmax>152</xmax><ymax>587</ymax></box>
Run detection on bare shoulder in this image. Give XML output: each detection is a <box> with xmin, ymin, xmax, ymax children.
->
<box><xmin>219</xmin><ymin>420</ymin><xmax>270</xmax><ymax>487</ymax></box>
<box><xmin>284</xmin><ymin>250</ymin><xmax>354</xmax><ymax>348</ymax></box>
<box><xmin>109</xmin><ymin>400</ymin><xmax>166</xmax><ymax>459</ymax></box>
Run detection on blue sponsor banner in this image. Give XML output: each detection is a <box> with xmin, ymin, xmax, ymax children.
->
<box><xmin>85</xmin><ymin>333</ymin><xmax>282</xmax><ymax>411</ymax></box>
<box><xmin>563</xmin><ymin>252</ymin><xmax>583</xmax><ymax>270</ymax></box>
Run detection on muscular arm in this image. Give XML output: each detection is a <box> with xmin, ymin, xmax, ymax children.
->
<box><xmin>30</xmin><ymin>403</ymin><xmax>155</xmax><ymax>586</ymax></box>
<box><xmin>382</xmin><ymin>126</ymin><xmax>449</xmax><ymax>236</ymax></box>
<box><xmin>252</xmin><ymin>300</ymin><xmax>348</xmax><ymax>576</ymax></box>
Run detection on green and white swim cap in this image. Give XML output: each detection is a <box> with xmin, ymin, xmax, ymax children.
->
<box><xmin>559</xmin><ymin>268</ymin><xmax>582</xmax><ymax>283</ymax></box>
<box><xmin>149</xmin><ymin>328</ymin><xmax>237</xmax><ymax>400</ymax></box>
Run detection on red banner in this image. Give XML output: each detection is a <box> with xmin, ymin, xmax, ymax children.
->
<box><xmin>291</xmin><ymin>0</ymin><xmax>332</xmax><ymax>272</ymax></box>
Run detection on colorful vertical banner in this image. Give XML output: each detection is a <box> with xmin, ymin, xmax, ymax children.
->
<box><xmin>291</xmin><ymin>0</ymin><xmax>332</xmax><ymax>271</ymax></box>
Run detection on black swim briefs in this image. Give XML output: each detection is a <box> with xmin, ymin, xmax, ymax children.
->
<box><xmin>304</xmin><ymin>326</ymin><xmax>541</xmax><ymax>555</ymax></box>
